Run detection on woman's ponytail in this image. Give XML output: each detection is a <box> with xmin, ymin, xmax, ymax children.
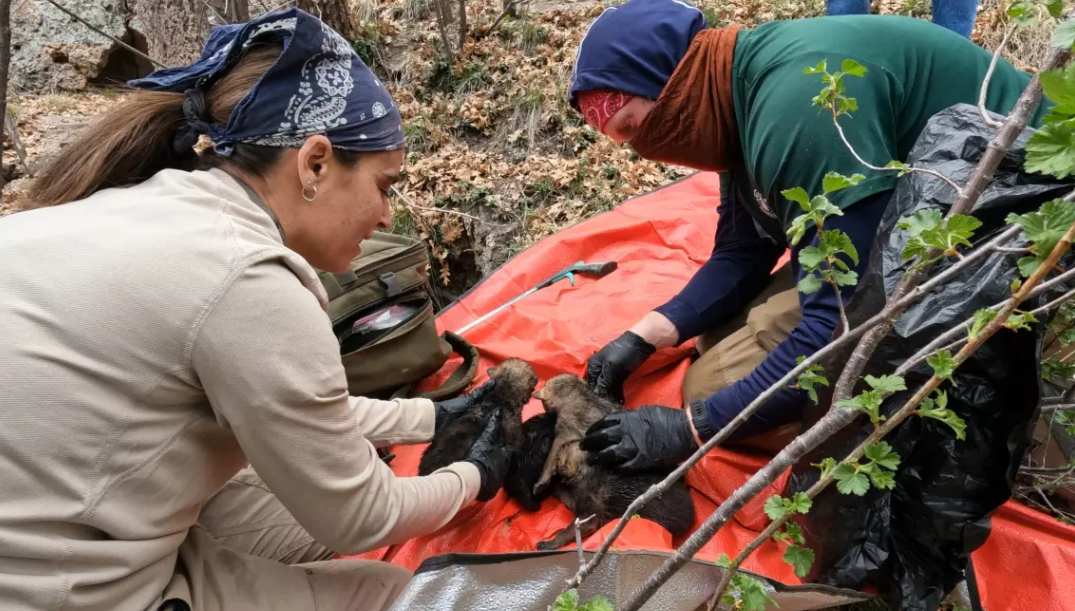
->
<box><xmin>26</xmin><ymin>44</ymin><xmax>284</xmax><ymax>208</ymax></box>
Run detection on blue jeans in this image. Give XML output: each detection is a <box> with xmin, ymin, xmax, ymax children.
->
<box><xmin>827</xmin><ymin>0</ymin><xmax>979</xmax><ymax>39</ymax></box>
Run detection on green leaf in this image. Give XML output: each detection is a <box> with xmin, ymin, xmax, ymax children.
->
<box><xmin>822</xmin><ymin>172</ymin><xmax>866</xmax><ymax>194</ymax></box>
<box><xmin>783</xmin><ymin>544</ymin><xmax>816</xmax><ymax>578</ymax></box>
<box><xmin>1006</xmin><ymin>310</ymin><xmax>1038</xmax><ymax>332</ymax></box>
<box><xmin>716</xmin><ymin>553</ymin><xmax>733</xmax><ymax>568</ymax></box>
<box><xmin>804</xmin><ymin>60</ymin><xmax>827</xmax><ymax>74</ymax></box>
<box><xmin>865</xmin><ymin>441</ymin><xmax>902</xmax><ymax>470</ymax></box>
<box><xmin>820</xmin><ymin>229</ymin><xmax>860</xmax><ymax>265</ymax></box>
<box><xmin>970</xmin><ymin>309</ymin><xmax>998</xmax><ymax>338</ymax></box>
<box><xmin>1007</xmin><ymin>0</ymin><xmax>1039</xmax><ymax>26</ymax></box>
<box><xmin>837</xmin><ymin>96</ymin><xmax>859</xmax><ymax>116</ymax></box>
<box><xmin>919</xmin><ymin>392</ymin><xmax>968</xmax><ymax>440</ymax></box>
<box><xmin>579</xmin><ymin>595</ymin><xmax>614</xmax><ymax>611</ymax></box>
<box><xmin>787</xmin><ymin>215</ymin><xmax>810</xmax><ymax>246</ymax></box>
<box><xmin>1059</xmin><ymin>327</ymin><xmax>1075</xmax><ymax>346</ymax></box>
<box><xmin>782</xmin><ymin>187</ymin><xmax>812</xmax><ymax>211</ymax></box>
<box><xmin>789</xmin><ymin>492</ymin><xmax>813</xmax><ymax>514</ymax></box>
<box><xmin>831</xmin><ymin>269</ymin><xmax>859</xmax><ymax>287</ymax></box>
<box><xmin>813</xmin><ymin>457</ymin><xmax>838</xmax><ymax>478</ymax></box>
<box><xmin>841</xmin><ymin>59</ymin><xmax>867</xmax><ymax>77</ymax></box>
<box><xmin>1018</xmin><ymin>255</ymin><xmax>1045</xmax><ymax>277</ymax></box>
<box><xmin>1011</xmin><ymin>277</ymin><xmax>1023</xmax><ymax>293</ymax></box>
<box><xmin>898</xmin><ymin>208</ymin><xmax>944</xmax><ymax>238</ymax></box>
<box><xmin>735</xmin><ymin>575</ymin><xmax>776</xmax><ymax>611</ymax></box>
<box><xmin>798</xmin><ymin>273</ymin><xmax>824</xmax><ymax>294</ymax></box>
<box><xmin>928</xmin><ymin>350</ymin><xmax>957</xmax><ymax>380</ymax></box>
<box><xmin>869</xmin><ymin>469</ymin><xmax>897</xmax><ymax>490</ymax></box>
<box><xmin>799</xmin><ymin>246</ymin><xmax>826</xmax><ymax>270</ymax></box>
<box><xmin>1006</xmin><ymin>200</ymin><xmax>1075</xmax><ymax>275</ymax></box>
<box><xmin>795</xmin><ymin>361</ymin><xmax>830</xmax><ymax>405</ymax></box>
<box><xmin>1040</xmin><ymin>64</ymin><xmax>1075</xmax><ymax>118</ymax></box>
<box><xmin>764</xmin><ymin>495</ymin><xmax>788</xmax><ymax>521</ymax></box>
<box><xmin>1042</xmin><ymin>355</ymin><xmax>1075</xmax><ymax>380</ymax></box>
<box><xmin>553</xmin><ymin>589</ymin><xmax>580</xmax><ymax>611</ymax></box>
<box><xmin>783</xmin><ymin>522</ymin><xmax>806</xmax><ymax>545</ymax></box>
<box><xmin>865</xmin><ymin>374</ymin><xmax>907</xmax><ymax>393</ymax></box>
<box><xmin>834</xmin><ymin>463</ymin><xmax>870</xmax><ymax>496</ymax></box>
<box><xmin>809</xmin><ymin>195</ymin><xmax>844</xmax><ymax>220</ymax></box>
<box><xmin>885</xmin><ymin>160</ymin><xmax>913</xmax><ymax>176</ymax></box>
<box><xmin>1026</xmin><ymin>119</ymin><xmax>1075</xmax><ymax>179</ymax></box>
<box><xmin>837</xmin><ymin>390</ymin><xmax>886</xmax><ymax>425</ymax></box>
<box><xmin>1045</xmin><ymin>0</ymin><xmax>1065</xmax><ymax>20</ymax></box>
<box><xmin>1051</xmin><ymin>20</ymin><xmax>1075</xmax><ymax>50</ymax></box>
<box><xmin>942</xmin><ymin>214</ymin><xmax>984</xmax><ymax>248</ymax></box>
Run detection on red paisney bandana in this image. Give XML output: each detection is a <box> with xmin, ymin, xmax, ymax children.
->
<box><xmin>578</xmin><ymin>89</ymin><xmax>633</xmax><ymax>134</ymax></box>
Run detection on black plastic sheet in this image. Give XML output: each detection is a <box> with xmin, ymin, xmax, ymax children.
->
<box><xmin>787</xmin><ymin>104</ymin><xmax>1075</xmax><ymax>611</ymax></box>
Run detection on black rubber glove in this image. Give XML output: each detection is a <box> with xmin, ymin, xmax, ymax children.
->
<box><xmin>463</xmin><ymin>410</ymin><xmax>512</xmax><ymax>501</ymax></box>
<box><xmin>580</xmin><ymin>404</ymin><xmax>707</xmax><ymax>472</ymax></box>
<box><xmin>585</xmin><ymin>331</ymin><xmax>656</xmax><ymax>405</ymax></box>
<box><xmin>432</xmin><ymin>379</ymin><xmax>495</xmax><ymax>433</ymax></box>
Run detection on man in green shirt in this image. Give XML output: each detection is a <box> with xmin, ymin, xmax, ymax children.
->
<box><xmin>569</xmin><ymin>0</ymin><xmax>1045</xmax><ymax>471</ymax></box>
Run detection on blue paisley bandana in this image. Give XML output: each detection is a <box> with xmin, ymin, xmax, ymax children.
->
<box><xmin>129</xmin><ymin>8</ymin><xmax>404</xmax><ymax>154</ymax></box>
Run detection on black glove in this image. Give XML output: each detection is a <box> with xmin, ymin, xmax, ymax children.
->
<box><xmin>463</xmin><ymin>410</ymin><xmax>512</xmax><ymax>501</ymax></box>
<box><xmin>585</xmin><ymin>331</ymin><xmax>656</xmax><ymax>404</ymax></box>
<box><xmin>580</xmin><ymin>404</ymin><xmax>703</xmax><ymax>472</ymax></box>
<box><xmin>432</xmin><ymin>379</ymin><xmax>495</xmax><ymax>433</ymax></box>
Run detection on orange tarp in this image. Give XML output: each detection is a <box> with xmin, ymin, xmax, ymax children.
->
<box><xmin>353</xmin><ymin>173</ymin><xmax>1075</xmax><ymax>610</ymax></box>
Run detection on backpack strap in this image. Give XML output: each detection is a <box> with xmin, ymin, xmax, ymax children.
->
<box><xmin>390</xmin><ymin>331</ymin><xmax>480</xmax><ymax>402</ymax></box>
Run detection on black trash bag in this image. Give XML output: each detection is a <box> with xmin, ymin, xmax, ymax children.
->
<box><xmin>786</xmin><ymin>103</ymin><xmax>1075</xmax><ymax>611</ymax></box>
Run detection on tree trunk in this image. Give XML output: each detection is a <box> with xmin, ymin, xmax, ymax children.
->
<box><xmin>457</xmin><ymin>0</ymin><xmax>466</xmax><ymax>51</ymax></box>
<box><xmin>133</xmin><ymin>0</ymin><xmax>212</xmax><ymax>67</ymax></box>
<box><xmin>296</xmin><ymin>0</ymin><xmax>355</xmax><ymax>40</ymax></box>
<box><xmin>0</xmin><ymin>0</ymin><xmax>12</xmax><ymax>193</ymax></box>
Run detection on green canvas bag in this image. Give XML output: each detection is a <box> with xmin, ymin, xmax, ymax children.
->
<box><xmin>317</xmin><ymin>232</ymin><xmax>478</xmax><ymax>401</ymax></box>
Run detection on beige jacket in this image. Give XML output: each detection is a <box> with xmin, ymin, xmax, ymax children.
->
<box><xmin>0</xmin><ymin>169</ymin><xmax>480</xmax><ymax>611</ymax></box>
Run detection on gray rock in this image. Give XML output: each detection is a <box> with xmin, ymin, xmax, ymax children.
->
<box><xmin>10</xmin><ymin>0</ymin><xmax>135</xmax><ymax>93</ymax></box>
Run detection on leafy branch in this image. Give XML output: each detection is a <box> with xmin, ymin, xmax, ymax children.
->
<box><xmin>807</xmin><ymin>59</ymin><xmax>964</xmax><ymax>196</ymax></box>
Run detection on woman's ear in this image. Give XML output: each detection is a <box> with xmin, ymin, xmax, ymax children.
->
<box><xmin>296</xmin><ymin>135</ymin><xmax>334</xmax><ymax>184</ymax></box>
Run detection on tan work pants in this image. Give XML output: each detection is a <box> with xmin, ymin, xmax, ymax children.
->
<box><xmin>161</xmin><ymin>468</ymin><xmax>411</xmax><ymax>611</ymax></box>
<box><xmin>682</xmin><ymin>265</ymin><xmax>804</xmax><ymax>453</ymax></box>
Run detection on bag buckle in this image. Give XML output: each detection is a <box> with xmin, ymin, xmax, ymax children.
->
<box><xmin>379</xmin><ymin>272</ymin><xmax>403</xmax><ymax>297</ymax></box>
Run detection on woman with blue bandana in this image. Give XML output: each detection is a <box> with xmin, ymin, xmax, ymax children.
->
<box><xmin>0</xmin><ymin>10</ymin><xmax>509</xmax><ymax>611</ymax></box>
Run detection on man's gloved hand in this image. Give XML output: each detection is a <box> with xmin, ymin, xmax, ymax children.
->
<box><xmin>580</xmin><ymin>405</ymin><xmax>700</xmax><ymax>472</ymax></box>
<box><xmin>585</xmin><ymin>331</ymin><xmax>656</xmax><ymax>404</ymax></box>
<box><xmin>432</xmin><ymin>379</ymin><xmax>494</xmax><ymax>433</ymax></box>
<box><xmin>463</xmin><ymin>411</ymin><xmax>511</xmax><ymax>501</ymax></box>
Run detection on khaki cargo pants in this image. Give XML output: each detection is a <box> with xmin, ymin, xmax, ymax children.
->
<box><xmin>160</xmin><ymin>467</ymin><xmax>411</xmax><ymax>611</ymax></box>
<box><xmin>682</xmin><ymin>265</ymin><xmax>803</xmax><ymax>453</ymax></box>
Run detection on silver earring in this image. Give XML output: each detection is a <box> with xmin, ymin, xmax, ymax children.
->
<box><xmin>302</xmin><ymin>180</ymin><xmax>318</xmax><ymax>202</ymax></box>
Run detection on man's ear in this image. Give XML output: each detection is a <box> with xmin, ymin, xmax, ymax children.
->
<box><xmin>297</xmin><ymin>135</ymin><xmax>334</xmax><ymax>183</ymax></box>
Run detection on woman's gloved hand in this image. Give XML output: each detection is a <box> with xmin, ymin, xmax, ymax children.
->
<box><xmin>463</xmin><ymin>411</ymin><xmax>512</xmax><ymax>501</ymax></box>
<box><xmin>432</xmin><ymin>379</ymin><xmax>494</xmax><ymax>433</ymax></box>
<box><xmin>580</xmin><ymin>405</ymin><xmax>701</xmax><ymax>472</ymax></box>
<box><xmin>585</xmin><ymin>331</ymin><xmax>656</xmax><ymax>404</ymax></box>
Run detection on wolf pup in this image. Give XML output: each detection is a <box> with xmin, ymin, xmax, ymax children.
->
<box><xmin>418</xmin><ymin>358</ymin><xmax>537</xmax><ymax>476</ymax></box>
<box><xmin>527</xmin><ymin>374</ymin><xmax>695</xmax><ymax>550</ymax></box>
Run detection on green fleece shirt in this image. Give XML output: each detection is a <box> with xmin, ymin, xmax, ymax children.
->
<box><xmin>731</xmin><ymin>14</ymin><xmax>1049</xmax><ymax>235</ymax></box>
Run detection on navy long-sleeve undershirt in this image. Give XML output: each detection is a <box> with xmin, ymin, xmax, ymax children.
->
<box><xmin>656</xmin><ymin>180</ymin><xmax>891</xmax><ymax>441</ymax></box>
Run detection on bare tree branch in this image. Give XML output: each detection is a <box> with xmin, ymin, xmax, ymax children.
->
<box><xmin>979</xmin><ymin>25</ymin><xmax>1017</xmax><ymax>130</ymax></box>
<box><xmin>39</xmin><ymin>0</ymin><xmax>166</xmax><ymax>68</ymax></box>
<box><xmin>831</xmin><ymin>44</ymin><xmax>1072</xmax><ymax>407</ymax></box>
<box><xmin>391</xmin><ymin>185</ymin><xmax>486</xmax><ymax>223</ymax></box>
<box><xmin>646</xmin><ymin>216</ymin><xmax>1075</xmax><ymax>611</ymax></box>
<box><xmin>0</xmin><ymin>0</ymin><xmax>12</xmax><ymax>192</ymax></box>
<box><xmin>4</xmin><ymin>113</ymin><xmax>27</xmax><ymax>170</ymax></box>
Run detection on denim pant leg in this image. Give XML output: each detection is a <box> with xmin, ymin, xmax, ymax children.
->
<box><xmin>827</xmin><ymin>0</ymin><xmax>871</xmax><ymax>14</ymax></box>
<box><xmin>933</xmin><ymin>0</ymin><xmax>979</xmax><ymax>38</ymax></box>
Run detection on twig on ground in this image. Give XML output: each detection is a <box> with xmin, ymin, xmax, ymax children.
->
<box><xmin>4</xmin><ymin>114</ymin><xmax>28</xmax><ymax>169</ymax></box>
<box><xmin>979</xmin><ymin>25</ymin><xmax>1017</xmax><ymax>130</ymax></box>
<box><xmin>1041</xmin><ymin>403</ymin><xmax>1075</xmax><ymax>412</ymax></box>
<box><xmin>489</xmin><ymin>0</ymin><xmax>528</xmax><ymax>32</ymax></box>
<box><xmin>40</xmin><ymin>0</ymin><xmax>166</xmax><ymax>68</ymax></box>
<box><xmin>391</xmin><ymin>185</ymin><xmax>486</xmax><ymax>223</ymax></box>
